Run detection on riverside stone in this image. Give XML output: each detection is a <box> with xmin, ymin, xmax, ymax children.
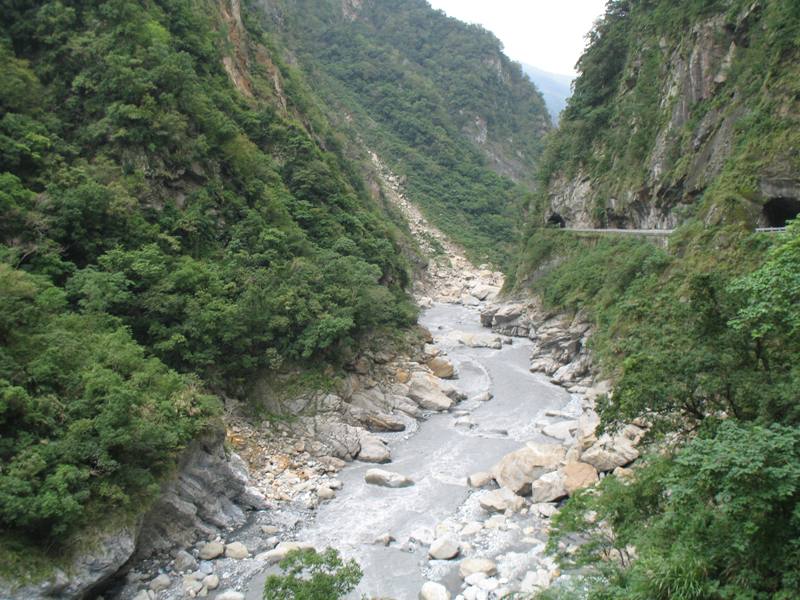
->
<box><xmin>173</xmin><ymin>549</ymin><xmax>197</xmax><ymax>573</ymax></box>
<box><xmin>256</xmin><ymin>542</ymin><xmax>314</xmax><ymax>564</ymax></box>
<box><xmin>365</xmin><ymin>468</ymin><xmax>414</xmax><ymax>488</ymax></box>
<box><xmin>428</xmin><ymin>356</ymin><xmax>455</xmax><ymax>379</ymax></box>
<box><xmin>581</xmin><ymin>434</ymin><xmax>639</xmax><ymax>472</ymax></box>
<box><xmin>531</xmin><ymin>471</ymin><xmax>568</xmax><ymax>503</ymax></box>
<box><xmin>563</xmin><ymin>462</ymin><xmax>599</xmax><ymax>495</ymax></box>
<box><xmin>149</xmin><ymin>573</ymin><xmax>171</xmax><ymax>592</ymax></box>
<box><xmin>408</xmin><ymin>372</ymin><xmax>454</xmax><ymax>411</ymax></box>
<box><xmin>357</xmin><ymin>433</ymin><xmax>391</xmax><ymax>463</ymax></box>
<box><xmin>202</xmin><ymin>574</ymin><xmax>219</xmax><ymax>590</ymax></box>
<box><xmin>459</xmin><ymin>558</ymin><xmax>497</xmax><ymax>579</ymax></box>
<box><xmin>491</xmin><ymin>442</ymin><xmax>566</xmax><ymax>495</ymax></box>
<box><xmin>420</xmin><ymin>581</ymin><xmax>451</xmax><ymax>600</ymax></box>
<box><xmin>317</xmin><ymin>485</ymin><xmax>335</xmax><ymax>500</ymax></box>
<box><xmin>479</xmin><ymin>487</ymin><xmax>524</xmax><ymax>513</ymax></box>
<box><xmin>429</xmin><ymin>537</ymin><xmax>460</xmax><ymax>560</ymax></box>
<box><xmin>225</xmin><ymin>541</ymin><xmax>249</xmax><ymax>559</ymax></box>
<box><xmin>198</xmin><ymin>541</ymin><xmax>224</xmax><ymax>560</ymax></box>
<box><xmin>467</xmin><ymin>471</ymin><xmax>493</xmax><ymax>488</ymax></box>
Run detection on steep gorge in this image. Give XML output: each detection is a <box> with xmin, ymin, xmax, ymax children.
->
<box><xmin>0</xmin><ymin>0</ymin><xmax>549</xmax><ymax>597</ymax></box>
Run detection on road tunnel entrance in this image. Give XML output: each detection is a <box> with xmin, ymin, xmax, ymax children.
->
<box><xmin>763</xmin><ymin>197</ymin><xmax>800</xmax><ymax>227</ymax></box>
<box><xmin>547</xmin><ymin>213</ymin><xmax>566</xmax><ymax>228</ymax></box>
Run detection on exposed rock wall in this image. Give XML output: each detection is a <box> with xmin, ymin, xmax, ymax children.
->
<box><xmin>0</xmin><ymin>426</ymin><xmax>260</xmax><ymax>600</ymax></box>
<box><xmin>545</xmin><ymin>2</ymin><xmax>800</xmax><ymax>230</ymax></box>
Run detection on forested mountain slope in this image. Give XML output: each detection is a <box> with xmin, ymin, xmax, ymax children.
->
<box><xmin>511</xmin><ymin>1</ymin><xmax>800</xmax><ymax>597</ymax></box>
<box><xmin>0</xmin><ymin>0</ymin><xmax>418</xmax><ymax>578</ymax></box>
<box><xmin>253</xmin><ymin>0</ymin><xmax>552</xmax><ymax>265</ymax></box>
<box><xmin>521</xmin><ymin>64</ymin><xmax>573</xmax><ymax>125</ymax></box>
<box><xmin>535</xmin><ymin>0</ymin><xmax>800</xmax><ymax>231</ymax></box>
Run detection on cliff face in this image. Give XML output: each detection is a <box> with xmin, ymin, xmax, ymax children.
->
<box><xmin>539</xmin><ymin>0</ymin><xmax>800</xmax><ymax>230</ymax></box>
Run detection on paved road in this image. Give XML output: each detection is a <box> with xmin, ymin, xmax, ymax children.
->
<box><xmin>554</xmin><ymin>227</ymin><xmax>786</xmax><ymax>234</ymax></box>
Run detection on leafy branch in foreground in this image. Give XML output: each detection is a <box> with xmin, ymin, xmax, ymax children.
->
<box><xmin>263</xmin><ymin>548</ymin><xmax>362</xmax><ymax>600</ymax></box>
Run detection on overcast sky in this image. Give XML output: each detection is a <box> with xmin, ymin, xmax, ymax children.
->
<box><xmin>426</xmin><ymin>0</ymin><xmax>607</xmax><ymax>76</ymax></box>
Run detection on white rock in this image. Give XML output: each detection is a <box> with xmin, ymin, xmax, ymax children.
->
<box><xmin>467</xmin><ymin>472</ymin><xmax>493</xmax><ymax>488</ymax></box>
<box><xmin>491</xmin><ymin>442</ymin><xmax>566</xmax><ymax>495</ymax></box>
<box><xmin>216</xmin><ymin>592</ymin><xmax>245</xmax><ymax>600</ymax></box>
<box><xmin>225</xmin><ymin>542</ymin><xmax>249</xmax><ymax>559</ymax></box>
<box><xmin>520</xmin><ymin>569</ymin><xmax>552</xmax><ymax>593</ymax></box>
<box><xmin>542</xmin><ymin>420</ymin><xmax>579</xmax><ymax>441</ymax></box>
<box><xmin>255</xmin><ymin>542</ymin><xmax>314</xmax><ymax>564</ymax></box>
<box><xmin>408</xmin><ymin>372</ymin><xmax>454</xmax><ymax>411</ymax></box>
<box><xmin>479</xmin><ymin>487</ymin><xmax>524</xmax><ymax>513</ymax></box>
<box><xmin>357</xmin><ymin>433</ymin><xmax>391</xmax><ymax>463</ymax></box>
<box><xmin>198</xmin><ymin>541</ymin><xmax>224</xmax><ymax>560</ymax></box>
<box><xmin>364</xmin><ymin>468</ymin><xmax>414</xmax><ymax>488</ymax></box>
<box><xmin>458</xmin><ymin>333</ymin><xmax>502</xmax><ymax>349</ymax></box>
<box><xmin>563</xmin><ymin>462</ymin><xmax>599</xmax><ymax>495</ymax></box>
<box><xmin>410</xmin><ymin>527</ymin><xmax>435</xmax><ymax>546</ymax></box>
<box><xmin>531</xmin><ymin>471</ymin><xmax>568</xmax><ymax>503</ymax></box>
<box><xmin>428</xmin><ymin>537</ymin><xmax>460</xmax><ymax>560</ymax></box>
<box><xmin>419</xmin><ymin>581</ymin><xmax>451</xmax><ymax>600</ymax></box>
<box><xmin>460</xmin><ymin>522</ymin><xmax>483</xmax><ymax>537</ymax></box>
<box><xmin>459</xmin><ymin>558</ymin><xmax>497</xmax><ymax>579</ymax></box>
<box><xmin>581</xmin><ymin>433</ymin><xmax>639</xmax><ymax>472</ymax></box>
<box><xmin>202</xmin><ymin>574</ymin><xmax>219</xmax><ymax>590</ymax></box>
<box><xmin>317</xmin><ymin>485</ymin><xmax>335</xmax><ymax>500</ymax></box>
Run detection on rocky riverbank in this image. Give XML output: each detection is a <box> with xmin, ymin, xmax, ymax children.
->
<box><xmin>25</xmin><ymin>155</ymin><xmax>644</xmax><ymax>600</ymax></box>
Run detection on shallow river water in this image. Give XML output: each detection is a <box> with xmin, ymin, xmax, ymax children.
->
<box><xmin>244</xmin><ymin>303</ymin><xmax>575</xmax><ymax>599</ymax></box>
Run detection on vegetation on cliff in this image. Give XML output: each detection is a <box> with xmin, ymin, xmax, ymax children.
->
<box><xmin>517</xmin><ymin>0</ymin><xmax>800</xmax><ymax>597</ymax></box>
<box><xmin>534</xmin><ymin>0</ymin><xmax>800</xmax><ymax>228</ymax></box>
<box><xmin>0</xmin><ymin>0</ymin><xmax>418</xmax><ymax>564</ymax></box>
<box><xmin>256</xmin><ymin>0</ymin><xmax>551</xmax><ymax>266</ymax></box>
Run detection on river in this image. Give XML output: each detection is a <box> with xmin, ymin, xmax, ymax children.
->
<box><xmin>244</xmin><ymin>302</ymin><xmax>577</xmax><ymax>599</ymax></box>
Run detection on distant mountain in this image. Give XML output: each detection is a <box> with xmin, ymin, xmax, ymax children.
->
<box><xmin>521</xmin><ymin>64</ymin><xmax>573</xmax><ymax>125</ymax></box>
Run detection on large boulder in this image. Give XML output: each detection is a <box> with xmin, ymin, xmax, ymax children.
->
<box><xmin>491</xmin><ymin>303</ymin><xmax>525</xmax><ymax>326</ymax></box>
<box><xmin>365</xmin><ymin>468</ymin><xmax>414</xmax><ymax>488</ymax></box>
<box><xmin>471</xmin><ymin>284</ymin><xmax>500</xmax><ymax>302</ymax></box>
<box><xmin>408</xmin><ymin>372</ymin><xmax>454</xmax><ymax>411</ymax></box>
<box><xmin>479</xmin><ymin>487</ymin><xmax>525</xmax><ymax>513</ymax></box>
<box><xmin>491</xmin><ymin>442</ymin><xmax>566</xmax><ymax>495</ymax></box>
<box><xmin>357</xmin><ymin>411</ymin><xmax>407</xmax><ymax>433</ymax></box>
<box><xmin>420</xmin><ymin>581</ymin><xmax>451</xmax><ymax>600</ymax></box>
<box><xmin>314</xmin><ymin>422</ymin><xmax>362</xmax><ymax>461</ymax></box>
<box><xmin>581</xmin><ymin>433</ymin><xmax>639</xmax><ymax>472</ymax></box>
<box><xmin>255</xmin><ymin>542</ymin><xmax>315</xmax><ymax>564</ymax></box>
<box><xmin>357</xmin><ymin>433</ymin><xmax>391</xmax><ymax>464</ymax></box>
<box><xmin>458</xmin><ymin>333</ymin><xmax>502</xmax><ymax>349</ymax></box>
<box><xmin>563</xmin><ymin>462</ymin><xmax>599</xmax><ymax>495</ymax></box>
<box><xmin>467</xmin><ymin>472</ymin><xmax>493</xmax><ymax>488</ymax></box>
<box><xmin>530</xmin><ymin>471</ymin><xmax>568</xmax><ymax>503</ymax></box>
<box><xmin>427</xmin><ymin>356</ymin><xmax>455</xmax><ymax>379</ymax></box>
<box><xmin>459</xmin><ymin>558</ymin><xmax>497</xmax><ymax>579</ymax></box>
<box><xmin>429</xmin><ymin>537</ymin><xmax>460</xmax><ymax>560</ymax></box>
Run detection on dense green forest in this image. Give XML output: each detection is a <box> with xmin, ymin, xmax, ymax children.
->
<box><xmin>0</xmin><ymin>0</ymin><xmax>418</xmax><ymax>568</ymax></box>
<box><xmin>256</xmin><ymin>0</ymin><xmax>551</xmax><ymax>266</ymax></box>
<box><xmin>516</xmin><ymin>0</ymin><xmax>800</xmax><ymax>597</ymax></box>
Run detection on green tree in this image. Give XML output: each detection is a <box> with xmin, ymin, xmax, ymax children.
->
<box><xmin>263</xmin><ymin>548</ymin><xmax>362</xmax><ymax>600</ymax></box>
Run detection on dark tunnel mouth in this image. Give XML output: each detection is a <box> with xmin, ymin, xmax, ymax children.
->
<box><xmin>547</xmin><ymin>213</ymin><xmax>566</xmax><ymax>228</ymax></box>
<box><xmin>763</xmin><ymin>197</ymin><xmax>800</xmax><ymax>227</ymax></box>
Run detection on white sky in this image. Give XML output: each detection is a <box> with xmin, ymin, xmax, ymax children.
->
<box><xmin>426</xmin><ymin>0</ymin><xmax>608</xmax><ymax>75</ymax></box>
